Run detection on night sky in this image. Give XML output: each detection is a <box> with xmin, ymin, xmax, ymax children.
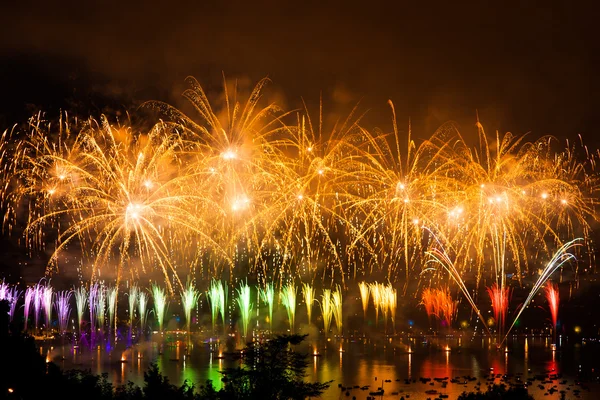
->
<box><xmin>0</xmin><ymin>1</ymin><xmax>599</xmax><ymax>281</ymax></box>
<box><xmin>1</xmin><ymin>1</ymin><xmax>598</xmax><ymax>143</ymax></box>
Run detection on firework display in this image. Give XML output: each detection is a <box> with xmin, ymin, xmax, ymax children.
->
<box><xmin>0</xmin><ymin>78</ymin><xmax>596</xmax><ymax>291</ymax></box>
<box><xmin>0</xmin><ymin>77</ymin><xmax>597</xmax><ymax>348</ymax></box>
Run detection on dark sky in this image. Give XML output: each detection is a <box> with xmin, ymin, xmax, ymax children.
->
<box><xmin>1</xmin><ymin>1</ymin><xmax>598</xmax><ymax>144</ymax></box>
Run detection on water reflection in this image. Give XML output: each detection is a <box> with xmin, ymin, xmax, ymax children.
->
<box><xmin>38</xmin><ymin>335</ymin><xmax>600</xmax><ymax>400</ymax></box>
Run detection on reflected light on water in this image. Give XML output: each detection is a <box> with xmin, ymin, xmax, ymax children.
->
<box><xmin>42</xmin><ymin>336</ymin><xmax>600</xmax><ymax>400</ymax></box>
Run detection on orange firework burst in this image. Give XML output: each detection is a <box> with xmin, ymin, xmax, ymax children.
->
<box><xmin>421</xmin><ymin>288</ymin><xmax>456</xmax><ymax>329</ymax></box>
<box><xmin>0</xmin><ymin>76</ymin><xmax>597</xmax><ymax>292</ymax></box>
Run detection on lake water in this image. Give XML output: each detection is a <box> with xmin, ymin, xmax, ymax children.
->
<box><xmin>43</xmin><ymin>333</ymin><xmax>600</xmax><ymax>400</ymax></box>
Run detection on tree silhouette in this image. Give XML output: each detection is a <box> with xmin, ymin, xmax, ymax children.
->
<box><xmin>219</xmin><ymin>334</ymin><xmax>331</xmax><ymax>400</ymax></box>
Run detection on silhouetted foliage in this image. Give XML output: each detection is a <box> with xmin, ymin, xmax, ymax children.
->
<box><xmin>219</xmin><ymin>334</ymin><xmax>331</xmax><ymax>400</ymax></box>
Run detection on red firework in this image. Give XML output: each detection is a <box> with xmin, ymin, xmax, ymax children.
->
<box><xmin>545</xmin><ymin>282</ymin><xmax>559</xmax><ymax>341</ymax></box>
<box><xmin>487</xmin><ymin>283</ymin><xmax>511</xmax><ymax>338</ymax></box>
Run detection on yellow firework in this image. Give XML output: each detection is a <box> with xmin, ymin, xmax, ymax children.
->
<box><xmin>0</xmin><ymin>77</ymin><xmax>598</xmax><ymax>292</ymax></box>
<box><xmin>434</xmin><ymin>122</ymin><xmax>598</xmax><ymax>284</ymax></box>
<box><xmin>1</xmin><ymin>115</ymin><xmax>228</xmax><ymax>292</ymax></box>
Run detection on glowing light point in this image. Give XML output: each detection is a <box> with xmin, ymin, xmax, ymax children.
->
<box><xmin>126</xmin><ymin>203</ymin><xmax>143</xmax><ymax>220</ymax></box>
<box><xmin>231</xmin><ymin>196</ymin><xmax>250</xmax><ymax>212</ymax></box>
<box><xmin>221</xmin><ymin>149</ymin><xmax>237</xmax><ymax>160</ymax></box>
<box><xmin>541</xmin><ymin>192</ymin><xmax>548</xmax><ymax>199</ymax></box>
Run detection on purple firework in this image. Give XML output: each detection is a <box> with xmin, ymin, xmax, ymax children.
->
<box><xmin>43</xmin><ymin>284</ymin><xmax>53</xmax><ymax>334</ymax></box>
<box><xmin>24</xmin><ymin>287</ymin><xmax>35</xmax><ymax>331</ymax></box>
<box><xmin>55</xmin><ymin>290</ymin><xmax>72</xmax><ymax>335</ymax></box>
<box><xmin>0</xmin><ymin>281</ymin><xmax>8</xmax><ymax>300</ymax></box>
<box><xmin>33</xmin><ymin>284</ymin><xmax>43</xmax><ymax>331</ymax></box>
<box><xmin>88</xmin><ymin>284</ymin><xmax>98</xmax><ymax>346</ymax></box>
<box><xmin>8</xmin><ymin>287</ymin><xmax>21</xmax><ymax>322</ymax></box>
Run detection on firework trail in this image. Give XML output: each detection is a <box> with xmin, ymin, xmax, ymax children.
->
<box><xmin>127</xmin><ymin>284</ymin><xmax>139</xmax><ymax>342</ymax></box>
<box><xmin>95</xmin><ymin>284</ymin><xmax>106</xmax><ymax>335</ymax></box>
<box><xmin>42</xmin><ymin>284</ymin><xmax>53</xmax><ymax>335</ymax></box>
<box><xmin>280</xmin><ymin>284</ymin><xmax>297</xmax><ymax>332</ymax></box>
<box><xmin>88</xmin><ymin>283</ymin><xmax>98</xmax><ymax>346</ymax></box>
<box><xmin>332</xmin><ymin>285</ymin><xmax>343</xmax><ymax>334</ymax></box>
<box><xmin>0</xmin><ymin>281</ymin><xmax>8</xmax><ymax>300</ymax></box>
<box><xmin>33</xmin><ymin>284</ymin><xmax>43</xmax><ymax>332</ymax></box>
<box><xmin>424</xmin><ymin>230</ymin><xmax>492</xmax><ymax>337</ymax></box>
<box><xmin>7</xmin><ymin>287</ymin><xmax>21</xmax><ymax>322</ymax></box>
<box><xmin>180</xmin><ymin>280</ymin><xmax>200</xmax><ymax>340</ymax></box>
<box><xmin>320</xmin><ymin>289</ymin><xmax>333</xmax><ymax>336</ymax></box>
<box><xmin>107</xmin><ymin>286</ymin><xmax>118</xmax><ymax>335</ymax></box>
<box><xmin>207</xmin><ymin>279</ymin><xmax>222</xmax><ymax>333</ymax></box>
<box><xmin>302</xmin><ymin>283</ymin><xmax>315</xmax><ymax>325</ymax></box>
<box><xmin>421</xmin><ymin>288</ymin><xmax>435</xmax><ymax>325</ymax></box>
<box><xmin>387</xmin><ymin>287</ymin><xmax>397</xmax><ymax>332</ymax></box>
<box><xmin>24</xmin><ymin>287</ymin><xmax>35</xmax><ymax>332</ymax></box>
<box><xmin>545</xmin><ymin>282</ymin><xmax>560</xmax><ymax>343</ymax></box>
<box><xmin>358</xmin><ymin>282</ymin><xmax>370</xmax><ymax>321</ymax></box>
<box><xmin>487</xmin><ymin>283</ymin><xmax>511</xmax><ymax>342</ymax></box>
<box><xmin>151</xmin><ymin>284</ymin><xmax>168</xmax><ymax>333</ymax></box>
<box><xmin>236</xmin><ymin>281</ymin><xmax>252</xmax><ymax>340</ymax></box>
<box><xmin>381</xmin><ymin>285</ymin><xmax>397</xmax><ymax>332</ymax></box>
<box><xmin>421</xmin><ymin>288</ymin><xmax>456</xmax><ymax>329</ymax></box>
<box><xmin>260</xmin><ymin>282</ymin><xmax>275</xmax><ymax>331</ymax></box>
<box><xmin>438</xmin><ymin>290</ymin><xmax>457</xmax><ymax>328</ymax></box>
<box><xmin>218</xmin><ymin>281</ymin><xmax>227</xmax><ymax>328</ymax></box>
<box><xmin>370</xmin><ymin>283</ymin><xmax>382</xmax><ymax>327</ymax></box>
<box><xmin>73</xmin><ymin>286</ymin><xmax>88</xmax><ymax>338</ymax></box>
<box><xmin>137</xmin><ymin>290</ymin><xmax>149</xmax><ymax>338</ymax></box>
<box><xmin>55</xmin><ymin>290</ymin><xmax>72</xmax><ymax>335</ymax></box>
<box><xmin>502</xmin><ymin>238</ymin><xmax>582</xmax><ymax>346</ymax></box>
